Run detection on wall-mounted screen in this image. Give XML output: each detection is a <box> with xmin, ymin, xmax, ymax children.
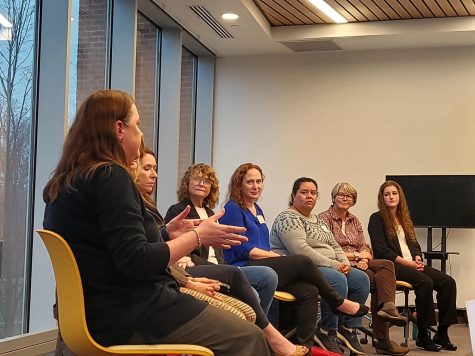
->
<box><xmin>385</xmin><ymin>175</ymin><xmax>475</xmax><ymax>228</ymax></box>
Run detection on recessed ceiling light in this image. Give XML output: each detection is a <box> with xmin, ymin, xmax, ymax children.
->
<box><xmin>308</xmin><ymin>0</ymin><xmax>348</xmax><ymax>24</ymax></box>
<box><xmin>222</xmin><ymin>13</ymin><xmax>239</xmax><ymax>20</ymax></box>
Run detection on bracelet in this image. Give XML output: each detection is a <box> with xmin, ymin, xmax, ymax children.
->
<box><xmin>192</xmin><ymin>229</ymin><xmax>201</xmax><ymax>247</ymax></box>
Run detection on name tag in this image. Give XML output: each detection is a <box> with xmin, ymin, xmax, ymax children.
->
<box><xmin>257</xmin><ymin>215</ymin><xmax>266</xmax><ymax>224</ymax></box>
<box><xmin>321</xmin><ymin>225</ymin><xmax>329</xmax><ymax>233</ymax></box>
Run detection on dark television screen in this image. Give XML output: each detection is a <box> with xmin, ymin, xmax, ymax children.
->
<box><xmin>385</xmin><ymin>175</ymin><xmax>475</xmax><ymax>228</ymax></box>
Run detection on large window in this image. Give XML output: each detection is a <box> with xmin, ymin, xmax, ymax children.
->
<box><xmin>68</xmin><ymin>0</ymin><xmax>109</xmax><ymax>123</ymax></box>
<box><xmin>0</xmin><ymin>0</ymin><xmax>36</xmax><ymax>338</ymax></box>
<box><xmin>178</xmin><ymin>47</ymin><xmax>197</xmax><ymax>178</ymax></box>
<box><xmin>135</xmin><ymin>12</ymin><xmax>160</xmax><ymax>149</ymax></box>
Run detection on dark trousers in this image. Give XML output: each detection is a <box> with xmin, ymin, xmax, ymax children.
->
<box><xmin>395</xmin><ymin>264</ymin><xmax>457</xmax><ymax>329</ymax></box>
<box><xmin>156</xmin><ymin>305</ymin><xmax>271</xmax><ymax>355</ymax></box>
<box><xmin>186</xmin><ymin>264</ymin><xmax>269</xmax><ymax>329</ymax></box>
<box><xmin>247</xmin><ymin>255</ymin><xmax>344</xmax><ymax>348</ymax></box>
<box><xmin>365</xmin><ymin>259</ymin><xmax>397</xmax><ymax>340</ymax></box>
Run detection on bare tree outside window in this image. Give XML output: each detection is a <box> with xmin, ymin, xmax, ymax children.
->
<box><xmin>0</xmin><ymin>0</ymin><xmax>35</xmax><ymax>338</ymax></box>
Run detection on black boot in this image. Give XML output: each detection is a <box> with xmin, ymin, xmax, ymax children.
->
<box><xmin>416</xmin><ymin>328</ymin><xmax>442</xmax><ymax>352</ymax></box>
<box><xmin>433</xmin><ymin>331</ymin><xmax>457</xmax><ymax>351</ymax></box>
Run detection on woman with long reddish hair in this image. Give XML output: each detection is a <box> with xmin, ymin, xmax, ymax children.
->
<box><xmin>368</xmin><ymin>181</ymin><xmax>458</xmax><ymax>352</ymax></box>
<box><xmin>220</xmin><ymin>163</ymin><xmax>369</xmax><ymax>354</ymax></box>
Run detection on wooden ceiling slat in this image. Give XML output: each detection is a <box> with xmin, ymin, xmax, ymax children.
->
<box><xmin>371</xmin><ymin>0</ymin><xmax>402</xmax><ymax>19</ymax></box>
<box><xmin>460</xmin><ymin>0</ymin><xmax>475</xmax><ymax>15</ymax></box>
<box><xmin>359</xmin><ymin>0</ymin><xmax>390</xmax><ymax>20</ymax></box>
<box><xmin>421</xmin><ymin>0</ymin><xmax>448</xmax><ymax>16</ymax></box>
<box><xmin>267</xmin><ymin>12</ymin><xmax>285</xmax><ymax>25</ymax></box>
<box><xmin>263</xmin><ymin>0</ymin><xmax>308</xmax><ymax>24</ymax></box>
<box><xmin>449</xmin><ymin>0</ymin><xmax>470</xmax><ymax>15</ymax></box>
<box><xmin>286</xmin><ymin>0</ymin><xmax>326</xmax><ymax>24</ymax></box>
<box><xmin>348</xmin><ymin>0</ymin><xmax>380</xmax><ymax>20</ymax></box>
<box><xmin>323</xmin><ymin>0</ymin><xmax>359</xmax><ymax>21</ymax></box>
<box><xmin>398</xmin><ymin>0</ymin><xmax>425</xmax><ymax>18</ymax></box>
<box><xmin>436</xmin><ymin>0</ymin><xmax>459</xmax><ymax>15</ymax></box>
<box><xmin>386</xmin><ymin>1</ymin><xmax>413</xmax><ymax>19</ymax></box>
<box><xmin>408</xmin><ymin>0</ymin><xmax>436</xmax><ymax>17</ymax></box>
<box><xmin>329</xmin><ymin>0</ymin><xmax>369</xmax><ymax>21</ymax></box>
<box><xmin>253</xmin><ymin>0</ymin><xmax>475</xmax><ymax>26</ymax></box>
<box><xmin>255</xmin><ymin>0</ymin><xmax>295</xmax><ymax>25</ymax></box>
<box><xmin>277</xmin><ymin>0</ymin><xmax>320</xmax><ymax>24</ymax></box>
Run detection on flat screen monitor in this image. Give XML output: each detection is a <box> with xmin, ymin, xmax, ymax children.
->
<box><xmin>385</xmin><ymin>175</ymin><xmax>475</xmax><ymax>228</ymax></box>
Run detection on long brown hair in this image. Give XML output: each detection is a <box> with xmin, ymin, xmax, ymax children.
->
<box><xmin>377</xmin><ymin>180</ymin><xmax>416</xmax><ymax>241</ymax></box>
<box><xmin>43</xmin><ymin>89</ymin><xmax>134</xmax><ymax>203</ymax></box>
<box><xmin>226</xmin><ymin>163</ymin><xmax>264</xmax><ymax>208</ymax></box>
<box><xmin>177</xmin><ymin>163</ymin><xmax>220</xmax><ymax>209</ymax></box>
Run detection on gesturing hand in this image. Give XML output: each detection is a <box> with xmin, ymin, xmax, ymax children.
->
<box><xmin>195</xmin><ymin>209</ymin><xmax>248</xmax><ymax>249</ymax></box>
<box><xmin>166</xmin><ymin>206</ymin><xmax>196</xmax><ymax>240</ymax></box>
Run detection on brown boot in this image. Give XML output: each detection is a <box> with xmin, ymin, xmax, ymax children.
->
<box><xmin>374</xmin><ymin>339</ymin><xmax>410</xmax><ymax>355</ymax></box>
<box><xmin>377</xmin><ymin>302</ymin><xmax>408</xmax><ymax>327</ymax></box>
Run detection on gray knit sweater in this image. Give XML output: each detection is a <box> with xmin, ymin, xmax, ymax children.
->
<box><xmin>270</xmin><ymin>207</ymin><xmax>350</xmax><ymax>270</ymax></box>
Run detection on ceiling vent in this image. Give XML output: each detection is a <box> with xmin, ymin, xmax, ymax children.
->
<box><xmin>281</xmin><ymin>40</ymin><xmax>343</xmax><ymax>52</ymax></box>
<box><xmin>189</xmin><ymin>5</ymin><xmax>233</xmax><ymax>39</ymax></box>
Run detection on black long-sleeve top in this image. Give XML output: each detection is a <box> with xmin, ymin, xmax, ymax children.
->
<box><xmin>165</xmin><ymin>198</ymin><xmax>226</xmax><ymax>265</ymax></box>
<box><xmin>43</xmin><ymin>165</ymin><xmax>205</xmax><ymax>346</ymax></box>
<box><xmin>368</xmin><ymin>212</ymin><xmax>422</xmax><ymax>262</ymax></box>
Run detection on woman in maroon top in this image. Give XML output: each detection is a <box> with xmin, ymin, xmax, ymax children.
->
<box><xmin>319</xmin><ymin>182</ymin><xmax>408</xmax><ymax>356</ymax></box>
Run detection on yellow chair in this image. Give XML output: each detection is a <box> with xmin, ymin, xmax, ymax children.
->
<box><xmin>273</xmin><ymin>291</ymin><xmax>298</xmax><ymax>339</ymax></box>
<box><xmin>37</xmin><ymin>229</ymin><xmax>214</xmax><ymax>356</ymax></box>
<box><xmin>396</xmin><ymin>280</ymin><xmax>415</xmax><ymax>347</ymax></box>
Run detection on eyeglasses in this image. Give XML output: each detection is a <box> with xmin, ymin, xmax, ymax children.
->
<box><xmin>191</xmin><ymin>176</ymin><xmax>212</xmax><ymax>186</ymax></box>
<box><xmin>336</xmin><ymin>193</ymin><xmax>353</xmax><ymax>201</ymax></box>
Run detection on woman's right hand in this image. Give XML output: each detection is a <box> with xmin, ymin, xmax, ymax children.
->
<box><xmin>195</xmin><ymin>209</ymin><xmax>248</xmax><ymax>249</ymax></box>
<box><xmin>186</xmin><ymin>278</ymin><xmax>221</xmax><ymax>298</ymax></box>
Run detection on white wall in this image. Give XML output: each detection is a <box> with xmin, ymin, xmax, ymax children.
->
<box><xmin>212</xmin><ymin>46</ymin><xmax>475</xmax><ymax>308</ymax></box>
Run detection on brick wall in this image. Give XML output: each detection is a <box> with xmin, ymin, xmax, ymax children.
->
<box><xmin>178</xmin><ymin>48</ymin><xmax>196</xmax><ymax>179</ymax></box>
<box><xmin>135</xmin><ymin>13</ymin><xmax>158</xmax><ymax>149</ymax></box>
<box><xmin>76</xmin><ymin>0</ymin><xmax>107</xmax><ymax>106</ymax></box>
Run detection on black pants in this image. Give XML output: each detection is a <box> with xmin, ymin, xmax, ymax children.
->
<box><xmin>247</xmin><ymin>255</ymin><xmax>344</xmax><ymax>347</ymax></box>
<box><xmin>187</xmin><ymin>264</ymin><xmax>269</xmax><ymax>329</ymax></box>
<box><xmin>395</xmin><ymin>264</ymin><xmax>457</xmax><ymax>328</ymax></box>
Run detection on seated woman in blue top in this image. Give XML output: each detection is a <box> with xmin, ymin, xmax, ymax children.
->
<box><xmin>140</xmin><ymin>157</ymin><xmax>307</xmax><ymax>356</ymax></box>
<box><xmin>42</xmin><ymin>90</ymin><xmax>271</xmax><ymax>356</ymax></box>
<box><xmin>220</xmin><ymin>163</ymin><xmax>369</xmax><ymax>351</ymax></box>
<box><xmin>164</xmin><ymin>163</ymin><xmax>278</xmax><ymax>316</ymax></box>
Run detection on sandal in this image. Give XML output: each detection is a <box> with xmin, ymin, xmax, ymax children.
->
<box><xmin>276</xmin><ymin>345</ymin><xmax>309</xmax><ymax>356</ymax></box>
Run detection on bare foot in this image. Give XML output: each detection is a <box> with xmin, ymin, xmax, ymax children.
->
<box><xmin>263</xmin><ymin>324</ymin><xmax>308</xmax><ymax>355</ymax></box>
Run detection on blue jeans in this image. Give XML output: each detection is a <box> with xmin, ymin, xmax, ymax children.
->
<box><xmin>240</xmin><ymin>265</ymin><xmax>278</xmax><ymax>315</ymax></box>
<box><xmin>318</xmin><ymin>266</ymin><xmax>369</xmax><ymax>330</ymax></box>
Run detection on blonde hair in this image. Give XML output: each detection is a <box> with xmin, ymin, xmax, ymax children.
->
<box><xmin>331</xmin><ymin>182</ymin><xmax>357</xmax><ymax>205</ymax></box>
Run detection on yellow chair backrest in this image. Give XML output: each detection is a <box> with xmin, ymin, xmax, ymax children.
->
<box><xmin>37</xmin><ymin>229</ymin><xmax>213</xmax><ymax>356</ymax></box>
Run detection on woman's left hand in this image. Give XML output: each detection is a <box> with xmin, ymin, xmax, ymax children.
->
<box><xmin>166</xmin><ymin>206</ymin><xmax>198</xmax><ymax>239</ymax></box>
<box><xmin>356</xmin><ymin>259</ymin><xmax>369</xmax><ymax>271</ymax></box>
